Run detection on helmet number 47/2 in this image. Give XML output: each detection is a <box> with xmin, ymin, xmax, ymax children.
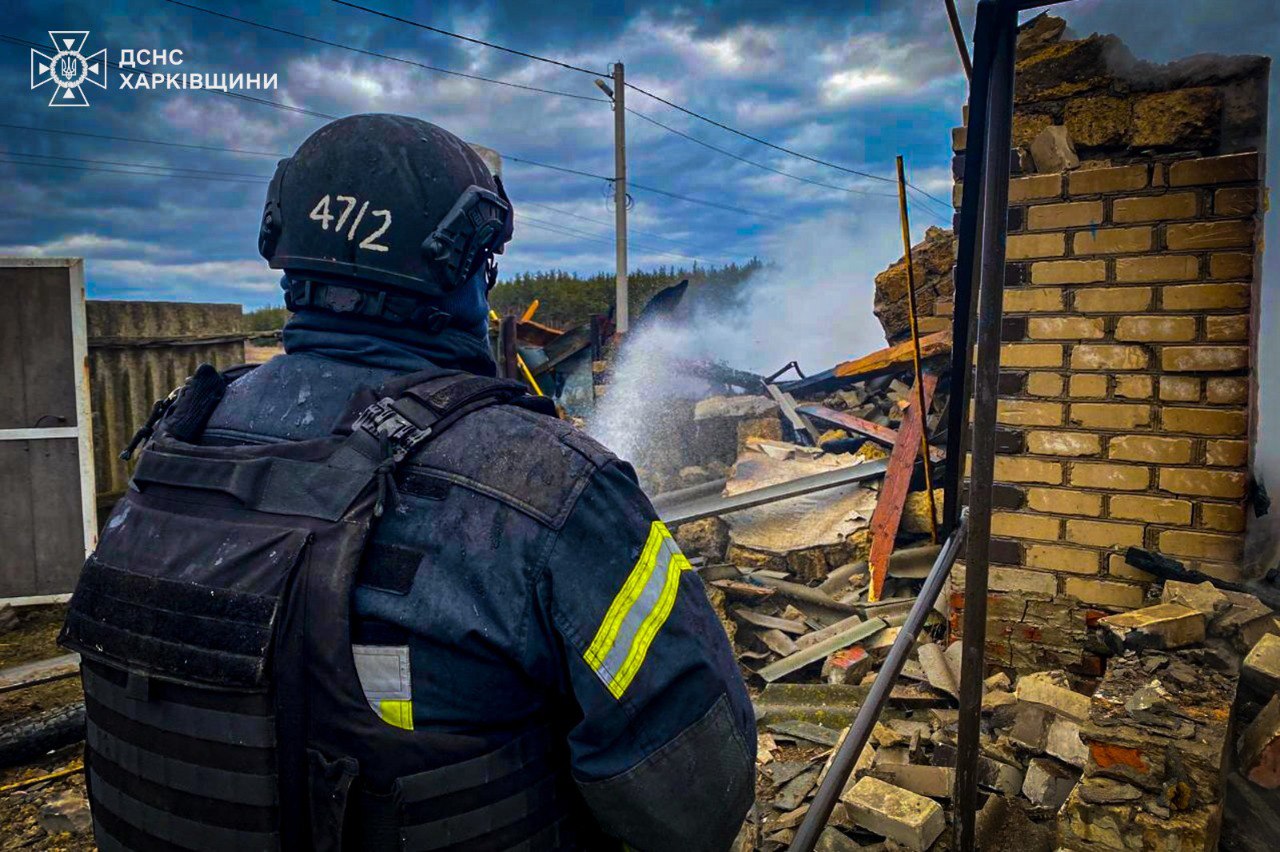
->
<box><xmin>309</xmin><ymin>194</ymin><xmax>391</xmax><ymax>252</ymax></box>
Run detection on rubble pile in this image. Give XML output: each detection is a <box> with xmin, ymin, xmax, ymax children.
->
<box><xmin>725</xmin><ymin>574</ymin><xmax>1280</xmax><ymax>851</ymax></box>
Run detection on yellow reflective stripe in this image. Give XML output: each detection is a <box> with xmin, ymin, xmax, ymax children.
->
<box><xmin>584</xmin><ymin>521</ymin><xmax>666</xmax><ymax>672</ymax></box>
<box><xmin>378</xmin><ymin>699</ymin><xmax>414</xmax><ymax>730</ymax></box>
<box><xmin>584</xmin><ymin>521</ymin><xmax>692</xmax><ymax>700</ymax></box>
<box><xmin>606</xmin><ymin>545</ymin><xmax>690</xmax><ymax>698</ymax></box>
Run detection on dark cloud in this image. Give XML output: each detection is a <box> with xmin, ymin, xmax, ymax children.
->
<box><xmin>2</xmin><ymin>0</ymin><xmax>976</xmax><ymax>305</ymax></box>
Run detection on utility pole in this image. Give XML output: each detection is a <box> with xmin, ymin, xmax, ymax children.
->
<box><xmin>611</xmin><ymin>61</ymin><xmax>629</xmax><ymax>334</ymax></box>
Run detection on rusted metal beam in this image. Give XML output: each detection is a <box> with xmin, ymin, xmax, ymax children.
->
<box><xmin>867</xmin><ymin>372</ymin><xmax>939</xmax><ymax>602</ymax></box>
<box><xmin>797</xmin><ymin>404</ymin><xmax>945</xmax><ymax>462</ymax></box>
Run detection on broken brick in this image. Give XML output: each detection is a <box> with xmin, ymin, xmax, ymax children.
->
<box><xmin>1023</xmin><ymin>757</ymin><xmax>1081</xmax><ymax>809</ymax></box>
<box><xmin>1097</xmin><ymin>603</ymin><xmax>1206</xmax><ymax>653</ymax></box>
<box><xmin>841</xmin><ymin>776</ymin><xmax>945</xmax><ymax>851</ymax></box>
<box><xmin>1242</xmin><ymin>633</ymin><xmax>1280</xmax><ymax>692</ymax></box>
<box><xmin>1015</xmin><ymin>670</ymin><xmax>1092</xmax><ymax>722</ymax></box>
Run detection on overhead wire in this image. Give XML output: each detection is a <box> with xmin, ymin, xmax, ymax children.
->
<box><xmin>309</xmin><ymin>6</ymin><xmax>954</xmax><ymax>216</ymax></box>
<box><xmin>162</xmin><ymin>0</ymin><xmax>608</xmax><ymax>103</ymax></box>
<box><xmin>626</xmin><ymin>106</ymin><xmax>954</xmax><ymax>224</ymax></box>
<box><xmin>519</xmin><ymin>214</ymin><xmax>730</xmax><ymax>266</ymax></box>
<box><xmin>0</xmin><ymin>122</ymin><xmax>284</xmax><ymax>158</ymax></box>
<box><xmin>4</xmin><ymin>150</ymin><xmax>269</xmax><ymax>180</ymax></box>
<box><xmin>0</xmin><ymin>156</ymin><xmax>264</xmax><ymax>183</ymax></box>
<box><xmin>517</xmin><ymin>199</ymin><xmax>742</xmax><ymax>255</ymax></box>
<box><xmin>624</xmin><ymin>79</ymin><xmax>955</xmax><ymax>211</ymax></box>
<box><xmin>330</xmin><ymin>0</ymin><xmax>607</xmax><ymax>77</ymax></box>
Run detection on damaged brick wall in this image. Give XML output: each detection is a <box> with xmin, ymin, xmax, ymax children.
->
<box><xmin>947</xmin><ymin>15</ymin><xmax>1270</xmax><ymax>672</ymax></box>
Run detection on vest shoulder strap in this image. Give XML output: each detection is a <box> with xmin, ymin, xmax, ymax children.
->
<box><xmin>341</xmin><ymin>372</ymin><xmax>532</xmax><ymax>467</ymax></box>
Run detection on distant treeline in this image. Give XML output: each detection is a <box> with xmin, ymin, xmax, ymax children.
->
<box><xmin>490</xmin><ymin>260</ymin><xmax>765</xmax><ymax>329</ymax></box>
<box><xmin>241</xmin><ymin>259</ymin><xmax>765</xmax><ymax>333</ymax></box>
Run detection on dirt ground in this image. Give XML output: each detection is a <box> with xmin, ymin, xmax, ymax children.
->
<box><xmin>0</xmin><ymin>606</ymin><xmax>93</xmax><ymax>850</ymax></box>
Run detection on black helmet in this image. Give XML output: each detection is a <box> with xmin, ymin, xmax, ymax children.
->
<box><xmin>258</xmin><ymin>114</ymin><xmax>513</xmax><ymax>324</ymax></box>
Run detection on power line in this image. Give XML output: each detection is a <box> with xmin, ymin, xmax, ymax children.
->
<box><xmin>624</xmin><ymin>80</ymin><xmax>954</xmax><ymax>210</ymax></box>
<box><xmin>518</xmin><ymin>199</ymin><xmax>735</xmax><ymax>254</ymax></box>
<box><xmin>162</xmin><ymin>0</ymin><xmax>607</xmax><ymax>103</ymax></box>
<box><xmin>627</xmin><ymin>107</ymin><xmax>895</xmax><ymax>200</ymax></box>
<box><xmin>626</xmin><ymin>180</ymin><xmax>781</xmax><ymax>222</ymax></box>
<box><xmin>331</xmin><ymin>0</ymin><xmax>607</xmax><ymax>77</ymax></box>
<box><xmin>0</xmin><ymin>157</ymin><xmax>263</xmax><ymax>184</ymax></box>
<box><xmin>0</xmin><ymin>122</ymin><xmax>284</xmax><ymax>158</ymax></box>
<box><xmin>519</xmin><ymin>214</ymin><xmax>727</xmax><ymax>266</ymax></box>
<box><xmin>5</xmin><ymin>150</ymin><xmax>269</xmax><ymax>180</ymax></box>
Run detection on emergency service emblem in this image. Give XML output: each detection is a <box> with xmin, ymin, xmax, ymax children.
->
<box><xmin>30</xmin><ymin>31</ymin><xmax>106</xmax><ymax>107</ymax></box>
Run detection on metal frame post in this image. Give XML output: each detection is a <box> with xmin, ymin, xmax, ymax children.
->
<box><xmin>941</xmin><ymin>1</ymin><xmax>998</xmax><ymax>537</ymax></box>
<box><xmin>953</xmin><ymin>3</ymin><xmax>1020</xmax><ymax>849</ymax></box>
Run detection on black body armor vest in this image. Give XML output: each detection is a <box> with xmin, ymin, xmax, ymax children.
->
<box><xmin>61</xmin><ymin>370</ymin><xmax>584</xmax><ymax>851</ymax></box>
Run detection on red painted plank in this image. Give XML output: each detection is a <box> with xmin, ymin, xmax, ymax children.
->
<box><xmin>868</xmin><ymin>372</ymin><xmax>939</xmax><ymax>602</ymax></box>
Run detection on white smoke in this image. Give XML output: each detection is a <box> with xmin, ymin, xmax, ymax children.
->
<box><xmin>588</xmin><ymin>201</ymin><xmax>926</xmax><ymax>458</ymax></box>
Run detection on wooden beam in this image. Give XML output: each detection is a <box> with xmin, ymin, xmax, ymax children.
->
<box><xmin>798</xmin><ymin>404</ymin><xmax>944</xmax><ymax>463</ymax></box>
<box><xmin>833</xmin><ymin>330</ymin><xmax>951</xmax><ymax>381</ymax></box>
<box><xmin>765</xmin><ymin>383</ymin><xmax>819</xmax><ymax>445</ymax></box>
<box><xmin>868</xmin><ymin>372</ymin><xmax>939</xmax><ymax>602</ymax></box>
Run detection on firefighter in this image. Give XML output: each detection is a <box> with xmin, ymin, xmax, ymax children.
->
<box><xmin>64</xmin><ymin>113</ymin><xmax>754</xmax><ymax>851</ymax></box>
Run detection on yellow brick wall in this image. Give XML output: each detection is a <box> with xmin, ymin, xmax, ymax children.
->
<box><xmin>950</xmin><ymin>148</ymin><xmax>1262</xmax><ymax>671</ymax></box>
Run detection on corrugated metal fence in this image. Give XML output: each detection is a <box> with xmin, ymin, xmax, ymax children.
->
<box><xmin>87</xmin><ymin>301</ymin><xmax>246</xmax><ymax>512</ymax></box>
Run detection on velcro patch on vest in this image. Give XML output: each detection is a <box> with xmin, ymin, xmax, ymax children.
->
<box><xmin>352</xmin><ymin>645</ymin><xmax>413</xmax><ymax>731</ymax></box>
<box><xmin>356</xmin><ymin>543</ymin><xmax>423</xmax><ymax>595</ymax></box>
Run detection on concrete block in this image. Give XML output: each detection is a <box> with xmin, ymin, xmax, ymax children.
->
<box><xmin>1046</xmin><ymin>719</ymin><xmax>1089</xmax><ymax>768</ymax></box>
<box><xmin>868</xmin><ymin>763</ymin><xmax>955</xmax><ymax>799</ymax></box>
<box><xmin>1238</xmin><ymin>694</ymin><xmax>1280</xmax><ymax>789</ymax></box>
<box><xmin>1022</xmin><ymin>757</ymin><xmax>1081</xmax><ymax>809</ymax></box>
<box><xmin>1160</xmin><ymin>580</ymin><xmax>1231</xmax><ymax>618</ymax></box>
<box><xmin>1097</xmin><ymin>604</ymin><xmax>1206</xmax><ymax>653</ymax></box>
<box><xmin>1015</xmin><ymin>670</ymin><xmax>1091</xmax><ymax>722</ymax></box>
<box><xmin>1243</xmin><ymin>634</ymin><xmax>1280</xmax><ymax>692</ymax></box>
<box><xmin>841</xmin><ymin>776</ymin><xmax>946</xmax><ymax>851</ymax></box>
<box><xmin>1007</xmin><ymin>703</ymin><xmax>1053</xmax><ymax>751</ymax></box>
<box><xmin>978</xmin><ymin>757</ymin><xmax>1026</xmax><ymax>795</ymax></box>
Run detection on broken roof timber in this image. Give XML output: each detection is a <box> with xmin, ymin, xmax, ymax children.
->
<box><xmin>798</xmin><ymin>404</ymin><xmax>945</xmax><ymax>462</ymax></box>
<box><xmin>781</xmin><ymin>330</ymin><xmax>952</xmax><ymax>396</ymax></box>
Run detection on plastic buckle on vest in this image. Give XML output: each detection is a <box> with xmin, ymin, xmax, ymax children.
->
<box><xmin>353</xmin><ymin>398</ymin><xmax>431</xmax><ymax>463</ymax></box>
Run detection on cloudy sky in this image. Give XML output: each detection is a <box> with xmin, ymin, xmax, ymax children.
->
<box><xmin>2</xmin><ymin>1</ymin><xmax>1274</xmax><ymax>306</ymax></box>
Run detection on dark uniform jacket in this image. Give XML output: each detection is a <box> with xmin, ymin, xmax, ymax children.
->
<box><xmin>201</xmin><ymin>322</ymin><xmax>756</xmax><ymax>850</ymax></box>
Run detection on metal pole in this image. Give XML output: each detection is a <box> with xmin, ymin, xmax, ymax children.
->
<box><xmin>943</xmin><ymin>0</ymin><xmax>974</xmax><ymax>80</ymax></box>
<box><xmin>895</xmin><ymin>155</ymin><xmax>938</xmax><ymax>544</ymax></box>
<box><xmin>787</xmin><ymin>514</ymin><xmax>970</xmax><ymax>852</ymax></box>
<box><xmin>941</xmin><ymin>0</ymin><xmax>998</xmax><ymax>536</ymax></box>
<box><xmin>612</xmin><ymin>61</ymin><xmax>629</xmax><ymax>335</ymax></box>
<box><xmin>954</xmin><ymin>4</ymin><xmax>1019</xmax><ymax>850</ymax></box>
